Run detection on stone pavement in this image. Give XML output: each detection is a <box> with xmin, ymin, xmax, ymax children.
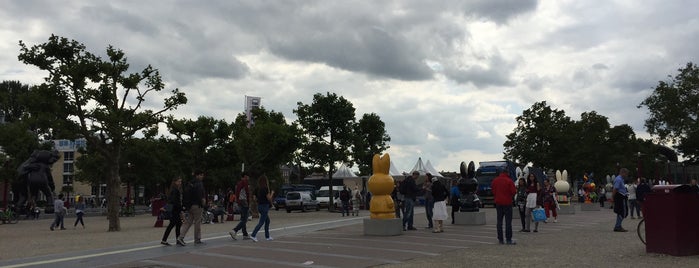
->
<box><xmin>0</xmin><ymin>205</ymin><xmax>698</xmax><ymax>267</ymax></box>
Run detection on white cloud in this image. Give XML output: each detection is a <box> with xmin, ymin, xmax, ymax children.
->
<box><xmin>1</xmin><ymin>0</ymin><xmax>696</xmax><ymax>173</ymax></box>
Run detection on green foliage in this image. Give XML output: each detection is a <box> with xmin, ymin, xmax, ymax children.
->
<box><xmin>352</xmin><ymin>113</ymin><xmax>391</xmax><ymax>175</ymax></box>
<box><xmin>231</xmin><ymin>107</ymin><xmax>301</xmax><ymax>181</ymax></box>
<box><xmin>640</xmin><ymin>62</ymin><xmax>699</xmax><ymax>163</ymax></box>
<box><xmin>17</xmin><ymin>35</ymin><xmax>187</xmax><ymax>231</ymax></box>
<box><xmin>504</xmin><ymin>101</ymin><xmax>655</xmax><ymax>180</ymax></box>
<box><xmin>294</xmin><ymin>92</ymin><xmax>356</xmax><ymax>174</ymax></box>
<box><xmin>504</xmin><ymin>101</ymin><xmax>573</xmax><ymax>169</ymax></box>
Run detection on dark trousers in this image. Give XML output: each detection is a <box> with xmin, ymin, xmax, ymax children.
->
<box><xmin>162</xmin><ymin>211</ymin><xmax>182</xmax><ymax>241</ymax></box>
<box><xmin>451</xmin><ymin>203</ymin><xmax>459</xmax><ymax>224</ymax></box>
<box><xmin>517</xmin><ymin>205</ymin><xmax>526</xmax><ymax>230</ymax></box>
<box><xmin>233</xmin><ymin>206</ymin><xmax>249</xmax><ymax>236</ymax></box>
<box><xmin>74</xmin><ymin>212</ymin><xmax>85</xmax><ymax>227</ymax></box>
<box><xmin>496</xmin><ymin>205</ymin><xmax>513</xmax><ymax>243</ymax></box>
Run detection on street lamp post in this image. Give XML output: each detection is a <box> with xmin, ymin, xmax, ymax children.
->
<box><xmin>126</xmin><ymin>162</ymin><xmax>132</xmax><ymax>205</ymax></box>
<box><xmin>637</xmin><ymin>152</ymin><xmax>642</xmax><ymax>179</ymax></box>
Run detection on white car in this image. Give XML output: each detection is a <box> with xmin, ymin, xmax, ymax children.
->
<box><xmin>285</xmin><ymin>191</ymin><xmax>319</xmax><ymax>212</ymax></box>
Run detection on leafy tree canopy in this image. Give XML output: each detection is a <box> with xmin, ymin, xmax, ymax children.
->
<box><xmin>640</xmin><ymin>62</ymin><xmax>699</xmax><ymax>163</ymax></box>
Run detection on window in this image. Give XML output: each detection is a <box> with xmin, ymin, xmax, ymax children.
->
<box><xmin>63</xmin><ymin>175</ymin><xmax>73</xmax><ymax>185</ymax></box>
<box><xmin>63</xmin><ymin>163</ymin><xmax>74</xmax><ymax>173</ymax></box>
<box><xmin>64</xmin><ymin>151</ymin><xmax>74</xmax><ymax>161</ymax></box>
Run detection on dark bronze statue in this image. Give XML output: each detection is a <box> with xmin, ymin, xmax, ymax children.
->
<box><xmin>14</xmin><ymin>150</ymin><xmax>60</xmax><ymax>212</ymax></box>
<box><xmin>457</xmin><ymin>161</ymin><xmax>480</xmax><ymax>212</ymax></box>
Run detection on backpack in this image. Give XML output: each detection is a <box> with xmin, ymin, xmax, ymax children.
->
<box><xmin>340</xmin><ymin>190</ymin><xmax>350</xmax><ymax>201</ymax></box>
<box><xmin>399</xmin><ymin>181</ymin><xmax>407</xmax><ymax>195</ymax></box>
<box><xmin>182</xmin><ymin>180</ymin><xmax>195</xmax><ymax>209</ymax></box>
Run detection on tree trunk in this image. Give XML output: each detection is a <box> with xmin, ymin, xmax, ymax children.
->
<box><xmin>107</xmin><ymin>161</ymin><xmax>121</xmax><ymax>231</ymax></box>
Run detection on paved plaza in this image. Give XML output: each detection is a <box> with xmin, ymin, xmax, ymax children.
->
<box><xmin>0</xmin><ymin>205</ymin><xmax>698</xmax><ymax>267</ymax></box>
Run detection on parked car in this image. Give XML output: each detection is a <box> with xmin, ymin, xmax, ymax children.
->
<box><xmin>316</xmin><ymin>186</ymin><xmax>344</xmax><ymax>209</ymax></box>
<box><xmin>285</xmin><ymin>191</ymin><xmax>320</xmax><ymax>213</ymax></box>
<box><xmin>274</xmin><ymin>184</ymin><xmax>317</xmax><ymax>210</ymax></box>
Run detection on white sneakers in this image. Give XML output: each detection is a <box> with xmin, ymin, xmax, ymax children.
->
<box><xmin>249</xmin><ymin>236</ymin><xmax>273</xmax><ymax>242</ymax></box>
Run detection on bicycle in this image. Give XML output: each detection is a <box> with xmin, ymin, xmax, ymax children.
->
<box><xmin>0</xmin><ymin>205</ymin><xmax>20</xmax><ymax>224</ymax></box>
<box><xmin>637</xmin><ymin>218</ymin><xmax>646</xmax><ymax>245</ymax></box>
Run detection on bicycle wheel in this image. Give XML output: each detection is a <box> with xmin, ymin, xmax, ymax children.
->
<box><xmin>9</xmin><ymin>213</ymin><xmax>19</xmax><ymax>224</ymax></box>
<box><xmin>637</xmin><ymin>218</ymin><xmax>645</xmax><ymax>245</ymax></box>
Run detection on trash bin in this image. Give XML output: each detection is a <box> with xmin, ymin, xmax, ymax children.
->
<box><xmin>644</xmin><ymin>184</ymin><xmax>699</xmax><ymax>256</ymax></box>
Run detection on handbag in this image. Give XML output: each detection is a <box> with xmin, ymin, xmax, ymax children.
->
<box><xmin>532</xmin><ymin>207</ymin><xmax>547</xmax><ymax>222</ymax></box>
<box><xmin>161</xmin><ymin>204</ymin><xmax>173</xmax><ymax>220</ymax></box>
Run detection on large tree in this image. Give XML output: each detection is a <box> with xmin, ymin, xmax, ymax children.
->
<box><xmin>640</xmin><ymin>62</ymin><xmax>699</xmax><ymax>163</ymax></box>
<box><xmin>504</xmin><ymin>101</ymin><xmax>573</xmax><ymax>169</ymax></box>
<box><xmin>231</xmin><ymin>107</ymin><xmax>301</xmax><ymax>188</ymax></box>
<box><xmin>294</xmin><ymin>92</ymin><xmax>355</xmax><ymax>210</ymax></box>
<box><xmin>352</xmin><ymin>113</ymin><xmax>391</xmax><ymax>176</ymax></box>
<box><xmin>18</xmin><ymin>35</ymin><xmax>187</xmax><ymax>231</ymax></box>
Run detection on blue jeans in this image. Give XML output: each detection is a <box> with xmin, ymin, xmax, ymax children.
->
<box><xmin>233</xmin><ymin>206</ymin><xmax>249</xmax><ymax>236</ymax></box>
<box><xmin>496</xmin><ymin>205</ymin><xmax>513</xmax><ymax>243</ymax></box>
<box><xmin>402</xmin><ymin>198</ymin><xmax>415</xmax><ymax>229</ymax></box>
<box><xmin>425</xmin><ymin>199</ymin><xmax>434</xmax><ymax>228</ymax></box>
<box><xmin>252</xmin><ymin>204</ymin><xmax>271</xmax><ymax>238</ymax></box>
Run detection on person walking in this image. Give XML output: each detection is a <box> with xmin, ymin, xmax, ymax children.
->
<box><xmin>161</xmin><ymin>177</ymin><xmax>184</xmax><ymax>246</ymax></box>
<box><xmin>430</xmin><ymin>177</ymin><xmax>449</xmax><ymax>233</ymax></box>
<box><xmin>613</xmin><ymin>168</ymin><xmax>629</xmax><ymax>232</ymax></box>
<box><xmin>524</xmin><ymin>174</ymin><xmax>541</xmax><ymax>233</ymax></box>
<box><xmin>627</xmin><ymin>178</ymin><xmax>639</xmax><ymax>219</ymax></box>
<box><xmin>542</xmin><ymin>179</ymin><xmax>558</xmax><ymax>223</ymax></box>
<box><xmin>515</xmin><ymin>178</ymin><xmax>527</xmax><ymax>231</ymax></box>
<box><xmin>339</xmin><ymin>186</ymin><xmax>351</xmax><ymax>217</ymax></box>
<box><xmin>73</xmin><ymin>196</ymin><xmax>86</xmax><ymax>229</ymax></box>
<box><xmin>250</xmin><ymin>175</ymin><xmax>275</xmax><ymax>242</ymax></box>
<box><xmin>178</xmin><ymin>170</ymin><xmax>206</xmax><ymax>246</ymax></box>
<box><xmin>50</xmin><ymin>194</ymin><xmax>66</xmax><ymax>231</ymax></box>
<box><xmin>392</xmin><ymin>181</ymin><xmax>403</xmax><ymax>218</ymax></box>
<box><xmin>636</xmin><ymin>178</ymin><xmax>651</xmax><ymax>218</ymax></box>
<box><xmin>401</xmin><ymin>171</ymin><xmax>420</xmax><ymax>231</ymax></box>
<box><xmin>351</xmin><ymin>186</ymin><xmax>361</xmax><ymax>216</ymax></box>
<box><xmin>230</xmin><ymin>172</ymin><xmax>251</xmax><ymax>240</ymax></box>
<box><xmin>450</xmin><ymin>179</ymin><xmax>460</xmax><ymax>224</ymax></box>
<box><xmin>423</xmin><ymin>175</ymin><xmax>434</xmax><ymax>229</ymax></box>
<box><xmin>492</xmin><ymin>168</ymin><xmax>517</xmax><ymax>245</ymax></box>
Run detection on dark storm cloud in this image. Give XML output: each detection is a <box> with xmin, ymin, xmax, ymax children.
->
<box><xmin>460</xmin><ymin>0</ymin><xmax>539</xmax><ymax>23</ymax></box>
<box><xmin>443</xmin><ymin>52</ymin><xmax>516</xmax><ymax>87</ymax></box>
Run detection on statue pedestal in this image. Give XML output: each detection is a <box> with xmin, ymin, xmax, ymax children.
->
<box><xmin>581</xmin><ymin>203</ymin><xmax>600</xmax><ymax>211</ymax></box>
<box><xmin>454</xmin><ymin>211</ymin><xmax>486</xmax><ymax>225</ymax></box>
<box><xmin>557</xmin><ymin>204</ymin><xmax>576</xmax><ymax>214</ymax></box>
<box><xmin>363</xmin><ymin>218</ymin><xmax>403</xmax><ymax>236</ymax></box>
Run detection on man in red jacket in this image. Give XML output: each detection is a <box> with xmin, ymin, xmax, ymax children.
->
<box><xmin>491</xmin><ymin>168</ymin><xmax>517</xmax><ymax>245</ymax></box>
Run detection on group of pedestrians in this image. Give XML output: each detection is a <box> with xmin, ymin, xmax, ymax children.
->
<box><xmin>160</xmin><ymin>170</ymin><xmax>275</xmax><ymax>246</ymax></box>
<box><xmin>49</xmin><ymin>194</ymin><xmax>87</xmax><ymax>231</ymax></box>
<box><xmin>391</xmin><ymin>172</ymin><xmax>450</xmax><ymax>232</ymax></box>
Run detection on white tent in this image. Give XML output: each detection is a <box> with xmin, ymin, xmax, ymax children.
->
<box><xmin>410</xmin><ymin>157</ymin><xmax>428</xmax><ymax>175</ymax></box>
<box><xmin>425</xmin><ymin>160</ymin><xmax>444</xmax><ymax>178</ymax></box>
<box><xmin>390</xmin><ymin>161</ymin><xmax>404</xmax><ymax>178</ymax></box>
<box><xmin>332</xmin><ymin>163</ymin><xmax>357</xmax><ymax>179</ymax></box>
<box><xmin>333</xmin><ymin>163</ymin><xmax>360</xmax><ymax>187</ymax></box>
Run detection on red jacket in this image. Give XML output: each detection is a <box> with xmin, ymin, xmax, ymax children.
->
<box><xmin>491</xmin><ymin>172</ymin><xmax>517</xmax><ymax>206</ymax></box>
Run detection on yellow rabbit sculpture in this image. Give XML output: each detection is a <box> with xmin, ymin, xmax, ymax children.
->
<box><xmin>368</xmin><ymin>153</ymin><xmax>396</xmax><ymax>219</ymax></box>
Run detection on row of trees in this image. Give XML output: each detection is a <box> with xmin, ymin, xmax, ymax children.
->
<box><xmin>0</xmin><ymin>35</ymin><xmax>389</xmax><ymax>231</ymax></box>
<box><xmin>503</xmin><ymin>62</ymin><xmax>699</xmax><ymax>184</ymax></box>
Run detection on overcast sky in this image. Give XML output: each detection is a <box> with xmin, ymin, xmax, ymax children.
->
<box><xmin>1</xmin><ymin>1</ymin><xmax>697</xmax><ymax>174</ymax></box>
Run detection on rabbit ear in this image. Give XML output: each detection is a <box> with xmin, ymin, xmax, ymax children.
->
<box><xmin>372</xmin><ymin>153</ymin><xmax>390</xmax><ymax>175</ymax></box>
<box><xmin>556</xmin><ymin>170</ymin><xmax>562</xmax><ymax>181</ymax></box>
<box><xmin>460</xmin><ymin>162</ymin><xmax>467</xmax><ymax>177</ymax></box>
<box><xmin>562</xmin><ymin>170</ymin><xmax>568</xmax><ymax>182</ymax></box>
